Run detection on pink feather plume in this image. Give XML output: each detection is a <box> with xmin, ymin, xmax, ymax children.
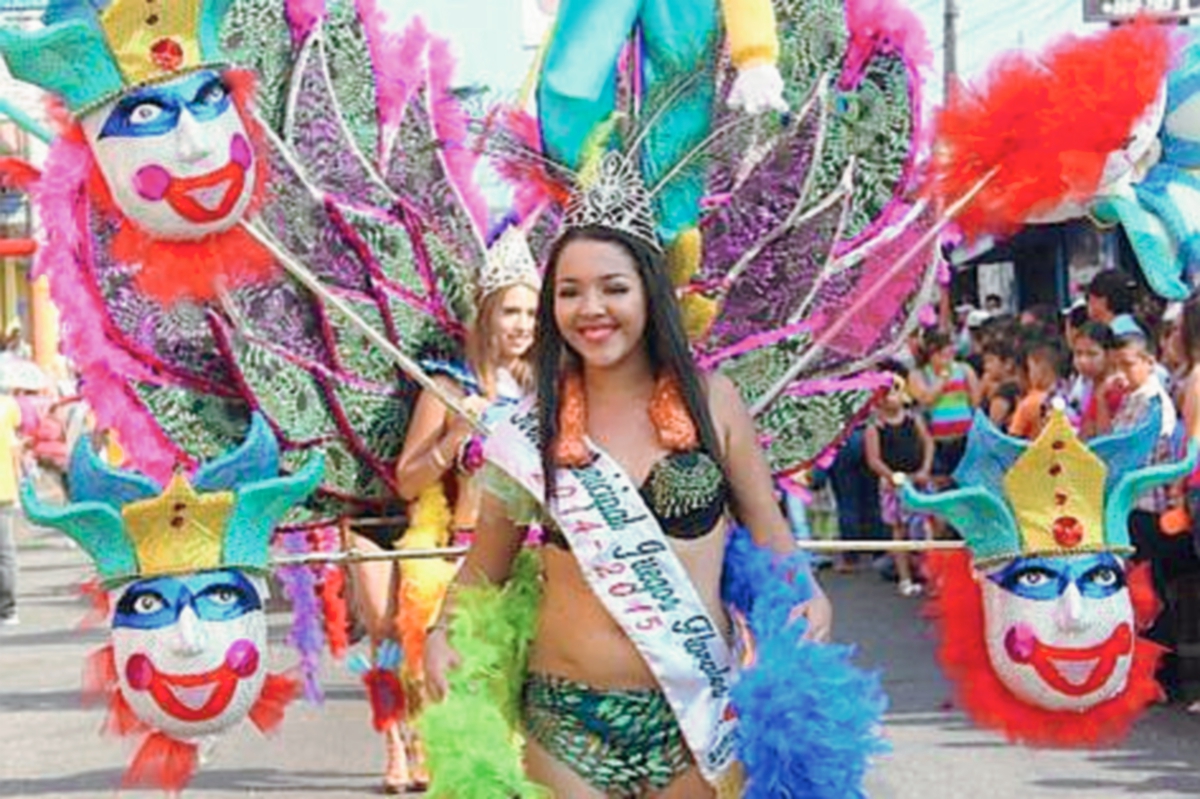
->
<box><xmin>32</xmin><ymin>136</ymin><xmax>181</xmax><ymax>482</ymax></box>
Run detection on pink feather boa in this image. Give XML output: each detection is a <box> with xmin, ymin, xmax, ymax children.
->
<box><xmin>32</xmin><ymin>136</ymin><xmax>181</xmax><ymax>482</ymax></box>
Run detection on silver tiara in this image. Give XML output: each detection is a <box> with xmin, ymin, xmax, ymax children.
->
<box><xmin>563</xmin><ymin>151</ymin><xmax>661</xmax><ymax>251</ymax></box>
<box><xmin>477</xmin><ymin>226</ymin><xmax>541</xmax><ymax>299</ymax></box>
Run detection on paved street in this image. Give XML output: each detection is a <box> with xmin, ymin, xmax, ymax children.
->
<box><xmin>3</xmin><ymin>519</ymin><xmax>1200</xmax><ymax>798</ymax></box>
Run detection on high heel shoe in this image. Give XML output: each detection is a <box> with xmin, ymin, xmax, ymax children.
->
<box><xmin>382</xmin><ymin>723</ymin><xmax>410</xmax><ymax>795</ymax></box>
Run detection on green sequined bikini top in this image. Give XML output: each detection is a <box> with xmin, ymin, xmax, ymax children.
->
<box><xmin>545</xmin><ymin>450</ymin><xmax>730</xmax><ymax>549</ymax></box>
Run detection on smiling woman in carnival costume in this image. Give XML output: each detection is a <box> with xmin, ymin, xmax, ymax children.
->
<box><xmin>903</xmin><ymin>402</ymin><xmax>1196</xmax><ymax>746</ymax></box>
<box><xmin>419</xmin><ymin>81</ymin><xmax>902</xmax><ymax>799</ymax></box>
<box><xmin>351</xmin><ymin>228</ymin><xmax>539</xmax><ymax>793</ymax></box>
<box><xmin>20</xmin><ymin>415</ymin><xmax>323</xmax><ymax>794</ymax></box>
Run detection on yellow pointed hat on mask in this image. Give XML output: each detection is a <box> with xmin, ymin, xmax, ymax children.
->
<box><xmin>903</xmin><ymin>401</ymin><xmax>1196</xmax><ymax>566</ymax></box>
<box><xmin>0</xmin><ymin>0</ymin><xmax>235</xmax><ymax>116</ymax></box>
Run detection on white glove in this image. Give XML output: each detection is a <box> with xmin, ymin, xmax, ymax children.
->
<box><xmin>728</xmin><ymin>64</ymin><xmax>787</xmax><ymax>115</ymax></box>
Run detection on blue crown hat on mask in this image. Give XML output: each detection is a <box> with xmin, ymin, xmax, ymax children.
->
<box><xmin>902</xmin><ymin>401</ymin><xmax>1197</xmax><ymax>567</ymax></box>
<box><xmin>21</xmin><ymin>414</ymin><xmax>324</xmax><ymax>587</ymax></box>
<box><xmin>0</xmin><ymin>0</ymin><xmax>236</xmax><ymax>116</ymax></box>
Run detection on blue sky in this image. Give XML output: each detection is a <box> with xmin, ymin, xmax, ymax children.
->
<box><xmin>384</xmin><ymin>0</ymin><xmax>1102</xmax><ymax>101</ymax></box>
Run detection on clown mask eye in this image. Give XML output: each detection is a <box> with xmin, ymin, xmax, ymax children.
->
<box><xmin>205</xmin><ymin>586</ymin><xmax>242</xmax><ymax>606</ymax></box>
<box><xmin>131</xmin><ymin>592</ymin><xmax>166</xmax><ymax>615</ymax></box>
<box><xmin>129</xmin><ymin>103</ymin><xmax>165</xmax><ymax>126</ymax></box>
<box><xmin>1016</xmin><ymin>569</ymin><xmax>1056</xmax><ymax>589</ymax></box>
<box><xmin>196</xmin><ymin>80</ymin><xmax>229</xmax><ymax>107</ymax></box>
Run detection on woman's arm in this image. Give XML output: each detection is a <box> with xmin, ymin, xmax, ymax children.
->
<box><xmin>707</xmin><ymin>374</ymin><xmax>832</xmax><ymax>641</ymax></box>
<box><xmin>915</xmin><ymin>414</ymin><xmax>935</xmax><ymax>482</ymax></box>
<box><xmin>424</xmin><ymin>484</ymin><xmax>528</xmax><ymax>700</ymax></box>
<box><xmin>907</xmin><ymin>368</ymin><xmax>940</xmax><ymax>407</ymax></box>
<box><xmin>394</xmin><ymin>378</ymin><xmax>486</xmax><ymax>501</ymax></box>
<box><xmin>964</xmin><ymin>363</ymin><xmax>983</xmax><ymax>408</ymax></box>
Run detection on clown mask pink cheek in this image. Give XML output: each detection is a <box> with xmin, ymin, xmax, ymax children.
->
<box><xmin>1004</xmin><ymin>623</ymin><xmax>1037</xmax><ymax>664</ymax></box>
<box><xmin>230</xmin><ymin>134</ymin><xmax>252</xmax><ymax>169</ymax></box>
<box><xmin>226</xmin><ymin>639</ymin><xmax>260</xmax><ymax>679</ymax></box>
<box><xmin>134</xmin><ymin>166</ymin><xmax>171</xmax><ymax>202</ymax></box>
<box><xmin>126</xmin><ymin>653</ymin><xmax>155</xmax><ymax>690</ymax></box>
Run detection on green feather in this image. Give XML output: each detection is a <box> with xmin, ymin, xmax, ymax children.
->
<box><xmin>418</xmin><ymin>550</ymin><xmax>548</xmax><ymax>798</ymax></box>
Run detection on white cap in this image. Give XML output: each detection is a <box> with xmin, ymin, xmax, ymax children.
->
<box><xmin>966</xmin><ymin>309</ymin><xmax>991</xmax><ymax>329</ymax></box>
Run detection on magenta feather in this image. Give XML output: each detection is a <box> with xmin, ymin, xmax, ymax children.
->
<box><xmin>31</xmin><ymin>137</ymin><xmax>180</xmax><ymax>481</ymax></box>
<box><xmin>357</xmin><ymin>0</ymin><xmax>430</xmax><ymax>151</ymax></box>
<box><xmin>285</xmin><ymin>0</ymin><xmax>328</xmax><ymax>47</ymax></box>
<box><xmin>426</xmin><ymin>36</ymin><xmax>489</xmax><ymax>234</ymax></box>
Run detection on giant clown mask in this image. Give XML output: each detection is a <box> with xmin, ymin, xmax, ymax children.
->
<box><xmin>0</xmin><ymin>0</ymin><xmax>272</xmax><ymax>304</ymax></box>
<box><xmin>81</xmin><ymin>68</ymin><xmax>258</xmax><ymax>239</ymax></box>
<box><xmin>903</xmin><ymin>403</ymin><xmax>1195</xmax><ymax>747</ymax></box>
<box><xmin>22</xmin><ymin>415</ymin><xmax>324</xmax><ymax>793</ymax></box>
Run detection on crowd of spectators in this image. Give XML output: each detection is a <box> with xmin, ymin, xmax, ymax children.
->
<box><xmin>818</xmin><ymin>269</ymin><xmax>1200</xmax><ymax>703</ymax></box>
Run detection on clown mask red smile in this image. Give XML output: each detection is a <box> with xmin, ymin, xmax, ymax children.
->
<box><xmin>111</xmin><ymin>570</ymin><xmax>269</xmax><ymax>737</ymax></box>
<box><xmin>82</xmin><ymin>70</ymin><xmax>257</xmax><ymax>240</ymax></box>
<box><xmin>981</xmin><ymin>553</ymin><xmax>1136</xmax><ymax>711</ymax></box>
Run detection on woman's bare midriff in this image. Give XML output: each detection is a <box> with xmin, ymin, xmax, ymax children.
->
<box><xmin>527</xmin><ymin>522</ymin><xmax>732</xmax><ymax>689</ymax></box>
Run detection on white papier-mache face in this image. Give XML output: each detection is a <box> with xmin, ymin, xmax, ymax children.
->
<box><xmin>81</xmin><ymin>69</ymin><xmax>257</xmax><ymax>240</ymax></box>
<box><xmin>110</xmin><ymin>569</ymin><xmax>269</xmax><ymax>738</ymax></box>
<box><xmin>979</xmin><ymin>553</ymin><xmax>1135</xmax><ymax>712</ymax></box>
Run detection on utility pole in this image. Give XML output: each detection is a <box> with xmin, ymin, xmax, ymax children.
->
<box><xmin>944</xmin><ymin>0</ymin><xmax>959</xmax><ymax>101</ymax></box>
<box><xmin>939</xmin><ymin>0</ymin><xmax>960</xmax><ymax>329</ymax></box>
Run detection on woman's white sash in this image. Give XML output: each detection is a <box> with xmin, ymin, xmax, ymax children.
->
<box><xmin>486</xmin><ymin>402</ymin><xmax>738</xmax><ymax>786</ymax></box>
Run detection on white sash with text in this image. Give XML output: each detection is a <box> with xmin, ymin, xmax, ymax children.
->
<box><xmin>486</xmin><ymin>402</ymin><xmax>738</xmax><ymax>785</ymax></box>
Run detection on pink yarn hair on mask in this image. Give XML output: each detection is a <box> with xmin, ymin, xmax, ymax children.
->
<box><xmin>286</xmin><ymin>0</ymin><xmax>328</xmax><ymax>47</ymax></box>
<box><xmin>32</xmin><ymin>135</ymin><xmax>182</xmax><ymax>482</ymax></box>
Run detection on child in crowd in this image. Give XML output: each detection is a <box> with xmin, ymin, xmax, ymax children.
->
<box><xmin>908</xmin><ymin>329</ymin><xmax>979</xmax><ymax>483</ymax></box>
<box><xmin>1009</xmin><ymin>339</ymin><xmax>1066</xmax><ymax>439</ymax></box>
<box><xmin>1071</xmin><ymin>321</ymin><xmax>1123</xmax><ymax>439</ymax></box>
<box><xmin>1112</xmin><ymin>332</ymin><xmax>1177</xmax><ymax>439</ymax></box>
<box><xmin>865</xmin><ymin>368</ymin><xmax>934</xmax><ymax>597</ymax></box>
<box><xmin>981</xmin><ymin>339</ymin><xmax>1022</xmax><ymax>430</ymax></box>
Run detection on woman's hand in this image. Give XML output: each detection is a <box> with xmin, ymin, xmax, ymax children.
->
<box><xmin>423</xmin><ymin>626</ymin><xmax>462</xmax><ymax>702</ymax></box>
<box><xmin>789</xmin><ymin>584</ymin><xmax>833</xmax><ymax>643</ymax></box>
<box><xmin>444</xmin><ymin>395</ymin><xmax>491</xmax><ymax>445</ymax></box>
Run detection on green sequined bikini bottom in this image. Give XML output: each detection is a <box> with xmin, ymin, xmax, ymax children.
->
<box><xmin>522</xmin><ymin>672</ymin><xmax>693</xmax><ymax>797</ymax></box>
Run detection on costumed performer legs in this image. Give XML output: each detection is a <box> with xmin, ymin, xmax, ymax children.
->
<box><xmin>347</xmin><ymin>227</ymin><xmax>539</xmax><ymax>794</ymax></box>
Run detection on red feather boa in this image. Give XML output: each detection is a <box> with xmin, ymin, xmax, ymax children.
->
<box><xmin>924</xmin><ymin>551</ymin><xmax>1165</xmax><ymax>748</ymax></box>
<box><xmin>932</xmin><ymin>19</ymin><xmax>1176</xmax><ymax>239</ymax></box>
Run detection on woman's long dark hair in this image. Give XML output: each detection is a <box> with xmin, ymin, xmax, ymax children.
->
<box><xmin>534</xmin><ymin>226</ymin><xmax>722</xmax><ymax>503</ymax></box>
